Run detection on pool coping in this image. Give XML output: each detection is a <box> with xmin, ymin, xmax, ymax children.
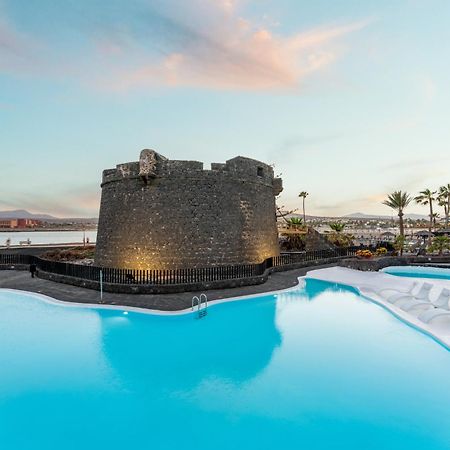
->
<box><xmin>0</xmin><ymin>280</ymin><xmax>304</xmax><ymax>316</ymax></box>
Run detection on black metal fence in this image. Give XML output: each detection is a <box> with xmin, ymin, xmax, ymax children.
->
<box><xmin>0</xmin><ymin>253</ymin><xmax>32</xmax><ymax>265</ymax></box>
<box><xmin>0</xmin><ymin>246</ymin><xmax>363</xmax><ymax>286</ymax></box>
<box><xmin>273</xmin><ymin>246</ymin><xmax>361</xmax><ymax>267</ymax></box>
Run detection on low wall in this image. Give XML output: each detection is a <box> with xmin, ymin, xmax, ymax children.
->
<box><xmin>36</xmin><ymin>255</ymin><xmax>348</xmax><ymax>293</ymax></box>
<box><xmin>339</xmin><ymin>255</ymin><xmax>450</xmax><ymax>271</ymax></box>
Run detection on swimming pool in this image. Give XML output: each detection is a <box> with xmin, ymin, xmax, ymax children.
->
<box><xmin>1</xmin><ymin>281</ymin><xmax>449</xmax><ymax>450</ymax></box>
<box><xmin>382</xmin><ymin>265</ymin><xmax>450</xmax><ymax>280</ymax></box>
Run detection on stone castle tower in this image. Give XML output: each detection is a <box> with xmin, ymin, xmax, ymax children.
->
<box><xmin>95</xmin><ymin>149</ymin><xmax>282</xmax><ymax>270</ymax></box>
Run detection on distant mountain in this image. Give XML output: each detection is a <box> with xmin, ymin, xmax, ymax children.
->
<box><xmin>344</xmin><ymin>212</ymin><xmax>428</xmax><ymax>220</ymax></box>
<box><xmin>406</xmin><ymin>213</ymin><xmax>431</xmax><ymax>220</ymax></box>
<box><xmin>344</xmin><ymin>212</ymin><xmax>390</xmax><ymax>219</ymax></box>
<box><xmin>0</xmin><ymin>209</ymin><xmax>57</xmax><ymax>220</ymax></box>
<box><xmin>0</xmin><ymin>210</ymin><xmax>98</xmax><ymax>223</ymax></box>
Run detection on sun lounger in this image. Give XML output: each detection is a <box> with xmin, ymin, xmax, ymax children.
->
<box><xmin>360</xmin><ymin>282</ymin><xmax>417</xmax><ymax>299</ymax></box>
<box><xmin>392</xmin><ymin>287</ymin><xmax>449</xmax><ymax>314</ymax></box>
<box><xmin>418</xmin><ymin>308</ymin><xmax>450</xmax><ymax>324</ymax></box>
<box><xmin>396</xmin><ymin>298</ymin><xmax>431</xmax><ymax>312</ymax></box>
<box><xmin>385</xmin><ymin>282</ymin><xmax>433</xmax><ymax>304</ymax></box>
<box><xmin>378</xmin><ymin>282</ymin><xmax>417</xmax><ymax>300</ymax></box>
<box><xmin>432</xmin><ymin>288</ymin><xmax>450</xmax><ymax>310</ymax></box>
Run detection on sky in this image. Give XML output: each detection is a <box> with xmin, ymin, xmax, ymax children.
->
<box><xmin>1</xmin><ymin>0</ymin><xmax>449</xmax><ymax>218</ymax></box>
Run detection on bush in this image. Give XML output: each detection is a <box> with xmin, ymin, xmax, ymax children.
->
<box><xmin>428</xmin><ymin>236</ymin><xmax>450</xmax><ymax>255</ymax></box>
<box><xmin>356</xmin><ymin>249</ymin><xmax>373</xmax><ymax>259</ymax></box>
<box><xmin>375</xmin><ymin>247</ymin><xmax>388</xmax><ymax>256</ymax></box>
<box><xmin>42</xmin><ymin>246</ymin><xmax>95</xmax><ymax>261</ymax></box>
<box><xmin>327</xmin><ymin>232</ymin><xmax>354</xmax><ymax>247</ymax></box>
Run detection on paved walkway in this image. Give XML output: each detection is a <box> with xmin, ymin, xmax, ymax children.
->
<box><xmin>0</xmin><ymin>264</ymin><xmax>336</xmax><ymax>311</ymax></box>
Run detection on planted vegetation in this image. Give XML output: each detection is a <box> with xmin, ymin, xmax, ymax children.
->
<box><xmin>42</xmin><ymin>246</ymin><xmax>95</xmax><ymax>262</ymax></box>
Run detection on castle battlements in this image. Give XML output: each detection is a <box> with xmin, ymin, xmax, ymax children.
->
<box><xmin>101</xmin><ymin>151</ymin><xmax>282</xmax><ymax>195</ymax></box>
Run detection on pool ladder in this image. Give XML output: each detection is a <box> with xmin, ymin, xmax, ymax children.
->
<box><xmin>192</xmin><ymin>293</ymin><xmax>208</xmax><ymax>319</ymax></box>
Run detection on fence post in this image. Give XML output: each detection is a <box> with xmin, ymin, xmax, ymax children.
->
<box><xmin>100</xmin><ymin>269</ymin><xmax>103</xmax><ymax>301</ymax></box>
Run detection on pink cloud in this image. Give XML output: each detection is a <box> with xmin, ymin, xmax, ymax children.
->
<box><xmin>0</xmin><ymin>1</ymin><xmax>370</xmax><ymax>92</ymax></box>
<box><xmin>99</xmin><ymin>6</ymin><xmax>370</xmax><ymax>92</ymax></box>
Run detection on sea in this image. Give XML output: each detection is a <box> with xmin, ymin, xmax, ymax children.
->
<box><xmin>0</xmin><ymin>230</ymin><xmax>97</xmax><ymax>247</ymax></box>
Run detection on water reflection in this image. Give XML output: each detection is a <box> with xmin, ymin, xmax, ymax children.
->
<box><xmin>99</xmin><ymin>294</ymin><xmax>282</xmax><ymax>391</ymax></box>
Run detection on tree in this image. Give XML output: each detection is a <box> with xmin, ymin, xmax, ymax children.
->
<box><xmin>428</xmin><ymin>236</ymin><xmax>450</xmax><ymax>255</ymax></box>
<box><xmin>281</xmin><ymin>217</ymin><xmax>306</xmax><ymax>251</ymax></box>
<box><xmin>438</xmin><ymin>184</ymin><xmax>450</xmax><ymax>228</ymax></box>
<box><xmin>276</xmin><ymin>204</ymin><xmax>298</xmax><ymax>224</ymax></box>
<box><xmin>382</xmin><ymin>191</ymin><xmax>412</xmax><ymax>255</ymax></box>
<box><xmin>415</xmin><ymin>189</ymin><xmax>437</xmax><ymax>234</ymax></box>
<box><xmin>394</xmin><ymin>235</ymin><xmax>406</xmax><ymax>256</ymax></box>
<box><xmin>431</xmin><ymin>212</ymin><xmax>440</xmax><ymax>229</ymax></box>
<box><xmin>298</xmin><ymin>191</ymin><xmax>309</xmax><ymax>224</ymax></box>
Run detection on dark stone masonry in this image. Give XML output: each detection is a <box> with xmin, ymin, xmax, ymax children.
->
<box><xmin>95</xmin><ymin>149</ymin><xmax>283</xmax><ymax>270</ymax></box>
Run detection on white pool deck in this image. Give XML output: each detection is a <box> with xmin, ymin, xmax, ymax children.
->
<box><xmin>306</xmin><ymin>267</ymin><xmax>450</xmax><ymax>349</ymax></box>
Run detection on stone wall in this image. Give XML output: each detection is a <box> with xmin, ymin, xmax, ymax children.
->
<box><xmin>304</xmin><ymin>228</ymin><xmax>338</xmax><ymax>252</ymax></box>
<box><xmin>95</xmin><ymin>150</ymin><xmax>282</xmax><ymax>270</ymax></box>
<box><xmin>338</xmin><ymin>255</ymin><xmax>450</xmax><ymax>271</ymax></box>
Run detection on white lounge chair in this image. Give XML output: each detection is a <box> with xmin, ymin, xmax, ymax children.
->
<box><xmin>377</xmin><ymin>282</ymin><xmax>417</xmax><ymax>300</ymax></box>
<box><xmin>432</xmin><ymin>288</ymin><xmax>450</xmax><ymax>310</ymax></box>
<box><xmin>418</xmin><ymin>307</ymin><xmax>450</xmax><ymax>324</ymax></box>
<box><xmin>360</xmin><ymin>282</ymin><xmax>417</xmax><ymax>299</ymax></box>
<box><xmin>397</xmin><ymin>287</ymin><xmax>450</xmax><ymax>314</ymax></box>
<box><xmin>397</xmin><ymin>298</ymin><xmax>431</xmax><ymax>312</ymax></box>
<box><xmin>385</xmin><ymin>283</ymin><xmax>433</xmax><ymax>304</ymax></box>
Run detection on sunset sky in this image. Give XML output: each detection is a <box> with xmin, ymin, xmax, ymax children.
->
<box><xmin>1</xmin><ymin>0</ymin><xmax>449</xmax><ymax>217</ymax></box>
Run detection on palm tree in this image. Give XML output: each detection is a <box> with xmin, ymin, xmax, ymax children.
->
<box><xmin>298</xmin><ymin>191</ymin><xmax>309</xmax><ymax>224</ymax></box>
<box><xmin>283</xmin><ymin>217</ymin><xmax>305</xmax><ymax>251</ymax></box>
<box><xmin>382</xmin><ymin>191</ymin><xmax>412</xmax><ymax>255</ymax></box>
<box><xmin>287</xmin><ymin>217</ymin><xmax>303</xmax><ymax>229</ymax></box>
<box><xmin>328</xmin><ymin>222</ymin><xmax>353</xmax><ymax>247</ymax></box>
<box><xmin>428</xmin><ymin>235</ymin><xmax>450</xmax><ymax>255</ymax></box>
<box><xmin>329</xmin><ymin>222</ymin><xmax>346</xmax><ymax>233</ymax></box>
<box><xmin>431</xmin><ymin>212</ymin><xmax>440</xmax><ymax>229</ymax></box>
<box><xmin>438</xmin><ymin>184</ymin><xmax>450</xmax><ymax>228</ymax></box>
<box><xmin>414</xmin><ymin>189</ymin><xmax>437</xmax><ymax>233</ymax></box>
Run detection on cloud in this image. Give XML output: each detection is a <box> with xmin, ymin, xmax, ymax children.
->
<box><xmin>0</xmin><ymin>1</ymin><xmax>370</xmax><ymax>91</ymax></box>
<box><xmin>102</xmin><ymin>10</ymin><xmax>369</xmax><ymax>91</ymax></box>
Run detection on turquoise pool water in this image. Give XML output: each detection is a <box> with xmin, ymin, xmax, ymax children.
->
<box><xmin>382</xmin><ymin>265</ymin><xmax>450</xmax><ymax>280</ymax></box>
<box><xmin>1</xmin><ymin>281</ymin><xmax>449</xmax><ymax>450</ymax></box>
